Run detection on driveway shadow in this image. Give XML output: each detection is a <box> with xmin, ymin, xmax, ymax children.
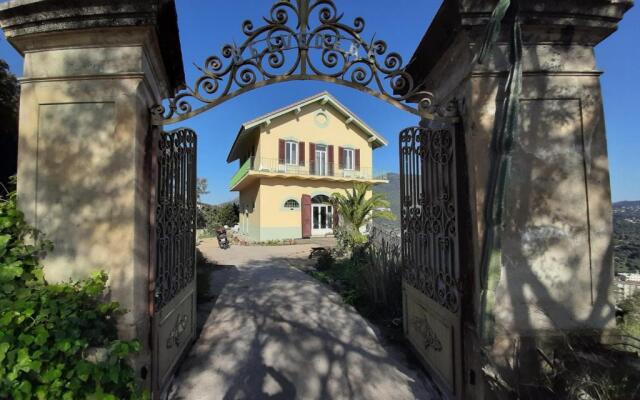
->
<box><xmin>170</xmin><ymin>244</ymin><xmax>439</xmax><ymax>400</ymax></box>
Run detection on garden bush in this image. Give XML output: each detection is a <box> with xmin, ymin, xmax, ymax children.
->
<box><xmin>198</xmin><ymin>203</ymin><xmax>239</xmax><ymax>234</ymax></box>
<box><xmin>0</xmin><ymin>185</ymin><xmax>145</xmax><ymax>399</ymax></box>
<box><xmin>315</xmin><ymin>249</ymin><xmax>334</xmax><ymax>271</ymax></box>
<box><xmin>619</xmin><ymin>291</ymin><xmax>640</xmax><ymax>339</ymax></box>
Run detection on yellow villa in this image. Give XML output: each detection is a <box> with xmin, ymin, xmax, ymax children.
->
<box><xmin>227</xmin><ymin>92</ymin><xmax>388</xmax><ymax>241</ymax></box>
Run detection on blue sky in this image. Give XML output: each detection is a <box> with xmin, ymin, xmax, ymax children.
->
<box><xmin>1</xmin><ymin>1</ymin><xmax>638</xmax><ymax>204</ymax></box>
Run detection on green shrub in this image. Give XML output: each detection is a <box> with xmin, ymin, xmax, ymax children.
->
<box><xmin>333</xmin><ymin>225</ymin><xmax>367</xmax><ymax>259</ymax></box>
<box><xmin>619</xmin><ymin>292</ymin><xmax>640</xmax><ymax>339</ymax></box>
<box><xmin>310</xmin><ymin>258</ymin><xmax>366</xmax><ymax>309</ymax></box>
<box><xmin>315</xmin><ymin>250</ymin><xmax>334</xmax><ymax>271</ymax></box>
<box><xmin>199</xmin><ymin>203</ymin><xmax>239</xmax><ymax>233</ymax></box>
<box><xmin>0</xmin><ymin>185</ymin><xmax>145</xmax><ymax>399</ymax></box>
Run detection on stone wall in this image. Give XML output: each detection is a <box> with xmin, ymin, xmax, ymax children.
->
<box><xmin>0</xmin><ymin>0</ymin><xmax>185</xmax><ymax>392</ymax></box>
<box><xmin>403</xmin><ymin>0</ymin><xmax>633</xmax><ymax>397</ymax></box>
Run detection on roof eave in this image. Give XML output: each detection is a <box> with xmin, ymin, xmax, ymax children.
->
<box><xmin>226</xmin><ymin>125</ymin><xmax>248</xmax><ymax>163</ymax></box>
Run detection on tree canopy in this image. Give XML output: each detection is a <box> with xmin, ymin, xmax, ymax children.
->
<box><xmin>0</xmin><ymin>60</ymin><xmax>19</xmax><ymax>193</ymax></box>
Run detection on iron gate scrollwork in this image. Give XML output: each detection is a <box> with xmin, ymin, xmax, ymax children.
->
<box><xmin>150</xmin><ymin>0</ymin><xmax>439</xmax><ymax>125</ymax></box>
<box><xmin>152</xmin><ymin>127</ymin><xmax>197</xmax><ymax>398</ymax></box>
<box><xmin>155</xmin><ymin>128</ymin><xmax>197</xmax><ymax>310</ymax></box>
<box><xmin>400</xmin><ymin>113</ymin><xmax>466</xmax><ymax>397</ymax></box>
<box><xmin>400</xmin><ymin>125</ymin><xmax>462</xmax><ymax>313</ymax></box>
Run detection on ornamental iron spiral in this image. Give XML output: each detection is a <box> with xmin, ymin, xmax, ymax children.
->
<box><xmin>151</xmin><ymin>0</ymin><xmax>439</xmax><ymax>125</ymax></box>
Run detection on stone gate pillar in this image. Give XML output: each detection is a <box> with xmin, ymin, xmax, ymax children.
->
<box><xmin>404</xmin><ymin>0</ymin><xmax>633</xmax><ymax>397</ymax></box>
<box><xmin>0</xmin><ymin>0</ymin><xmax>184</xmax><ymax>386</ymax></box>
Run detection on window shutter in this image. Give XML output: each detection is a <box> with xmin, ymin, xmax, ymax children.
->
<box><xmin>355</xmin><ymin>149</ymin><xmax>360</xmax><ymax>171</ymax></box>
<box><xmin>338</xmin><ymin>147</ymin><xmax>344</xmax><ymax>168</ymax></box>
<box><xmin>328</xmin><ymin>145</ymin><xmax>334</xmax><ymax>175</ymax></box>
<box><xmin>309</xmin><ymin>143</ymin><xmax>316</xmax><ymax>174</ymax></box>
<box><xmin>299</xmin><ymin>141</ymin><xmax>305</xmax><ymax>166</ymax></box>
<box><xmin>278</xmin><ymin>139</ymin><xmax>285</xmax><ymax>164</ymax></box>
<box><xmin>301</xmin><ymin>194</ymin><xmax>312</xmax><ymax>238</ymax></box>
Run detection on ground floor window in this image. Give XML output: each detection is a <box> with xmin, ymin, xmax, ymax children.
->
<box><xmin>284</xmin><ymin>199</ymin><xmax>300</xmax><ymax>209</ymax></box>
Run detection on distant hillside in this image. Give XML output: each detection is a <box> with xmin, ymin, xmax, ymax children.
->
<box><xmin>199</xmin><ymin>197</ymin><xmax>239</xmax><ymax>208</ymax></box>
<box><xmin>373</xmin><ymin>173</ymin><xmax>401</xmax><ymax>231</ymax></box>
<box><xmin>613</xmin><ymin>200</ymin><xmax>640</xmax><ymax>273</ymax></box>
<box><xmin>374</xmin><ymin>179</ymin><xmax>639</xmax><ymax>273</ymax></box>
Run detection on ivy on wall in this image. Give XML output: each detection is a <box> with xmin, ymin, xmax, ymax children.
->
<box><xmin>0</xmin><ymin>184</ymin><xmax>146</xmax><ymax>399</ymax></box>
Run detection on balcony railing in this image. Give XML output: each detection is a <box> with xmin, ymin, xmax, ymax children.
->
<box><xmin>229</xmin><ymin>157</ymin><xmax>387</xmax><ymax>188</ymax></box>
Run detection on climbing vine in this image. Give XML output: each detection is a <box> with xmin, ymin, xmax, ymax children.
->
<box><xmin>0</xmin><ymin>184</ymin><xmax>146</xmax><ymax>399</ymax></box>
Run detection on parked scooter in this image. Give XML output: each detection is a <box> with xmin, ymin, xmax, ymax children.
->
<box><xmin>216</xmin><ymin>227</ymin><xmax>230</xmax><ymax>249</ymax></box>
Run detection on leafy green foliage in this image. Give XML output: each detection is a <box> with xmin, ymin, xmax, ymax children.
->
<box><xmin>196</xmin><ymin>178</ymin><xmax>209</xmax><ymax>203</ymax></box>
<box><xmin>315</xmin><ymin>250</ymin><xmax>334</xmax><ymax>271</ymax></box>
<box><xmin>198</xmin><ymin>202</ymin><xmax>239</xmax><ymax>233</ymax></box>
<box><xmin>331</xmin><ymin>182</ymin><xmax>394</xmax><ymax>231</ymax></box>
<box><xmin>0</xmin><ymin>184</ymin><xmax>146</xmax><ymax>399</ymax></box>
<box><xmin>613</xmin><ymin>201</ymin><xmax>640</xmax><ymax>274</ymax></box>
<box><xmin>331</xmin><ymin>183</ymin><xmax>394</xmax><ymax>258</ymax></box>
<box><xmin>309</xmin><ymin>258</ymin><xmax>365</xmax><ymax>309</ymax></box>
<box><xmin>619</xmin><ymin>292</ymin><xmax>640</xmax><ymax>339</ymax></box>
<box><xmin>0</xmin><ymin>60</ymin><xmax>19</xmax><ymax>193</ymax></box>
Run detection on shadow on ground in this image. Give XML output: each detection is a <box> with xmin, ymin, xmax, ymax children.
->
<box><xmin>170</xmin><ymin>243</ymin><xmax>439</xmax><ymax>400</ymax></box>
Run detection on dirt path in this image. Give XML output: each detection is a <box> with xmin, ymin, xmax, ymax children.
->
<box><xmin>169</xmin><ymin>238</ymin><xmax>439</xmax><ymax>400</ymax></box>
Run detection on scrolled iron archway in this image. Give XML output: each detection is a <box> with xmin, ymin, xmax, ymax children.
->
<box><xmin>151</xmin><ymin>0</ymin><xmax>450</xmax><ymax>126</ymax></box>
<box><xmin>149</xmin><ymin>1</ymin><xmax>464</xmax><ymax>397</ymax></box>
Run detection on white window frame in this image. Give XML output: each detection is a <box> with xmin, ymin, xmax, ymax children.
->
<box><xmin>343</xmin><ymin>148</ymin><xmax>355</xmax><ymax>170</ymax></box>
<box><xmin>315</xmin><ymin>144</ymin><xmax>327</xmax><ymax>176</ymax></box>
<box><xmin>285</xmin><ymin>140</ymin><xmax>298</xmax><ymax>165</ymax></box>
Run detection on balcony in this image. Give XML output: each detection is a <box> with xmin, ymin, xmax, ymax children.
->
<box><xmin>229</xmin><ymin>157</ymin><xmax>388</xmax><ymax>190</ymax></box>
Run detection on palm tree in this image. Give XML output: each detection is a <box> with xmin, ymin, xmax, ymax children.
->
<box><xmin>331</xmin><ymin>183</ymin><xmax>395</xmax><ymax>258</ymax></box>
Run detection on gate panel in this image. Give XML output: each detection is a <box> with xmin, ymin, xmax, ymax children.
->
<box><xmin>152</xmin><ymin>127</ymin><xmax>197</xmax><ymax>398</ymax></box>
<box><xmin>400</xmin><ymin>124</ymin><xmax>465</xmax><ymax>397</ymax></box>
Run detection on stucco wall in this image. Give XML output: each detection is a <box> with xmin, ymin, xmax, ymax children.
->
<box><xmin>240</xmin><ymin>178</ymin><xmax>371</xmax><ymax>241</ymax></box>
<box><xmin>257</xmin><ymin>102</ymin><xmax>374</xmax><ymax>174</ymax></box>
<box><xmin>239</xmin><ymin>182</ymin><xmax>260</xmax><ymax>239</ymax></box>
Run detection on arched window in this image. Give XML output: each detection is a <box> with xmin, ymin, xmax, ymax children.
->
<box><xmin>311</xmin><ymin>194</ymin><xmax>330</xmax><ymax>204</ymax></box>
<box><xmin>284</xmin><ymin>199</ymin><xmax>300</xmax><ymax>209</ymax></box>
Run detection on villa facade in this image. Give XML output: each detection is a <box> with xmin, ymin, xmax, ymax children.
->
<box><xmin>227</xmin><ymin>92</ymin><xmax>388</xmax><ymax>241</ymax></box>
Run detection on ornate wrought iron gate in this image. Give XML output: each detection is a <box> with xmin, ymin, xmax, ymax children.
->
<box><xmin>151</xmin><ymin>127</ymin><xmax>197</xmax><ymax>397</ymax></box>
<box><xmin>400</xmin><ymin>120</ymin><xmax>467</xmax><ymax>398</ymax></box>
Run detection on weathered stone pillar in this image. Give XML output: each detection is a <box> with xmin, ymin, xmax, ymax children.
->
<box><xmin>404</xmin><ymin>0</ymin><xmax>632</xmax><ymax>397</ymax></box>
<box><xmin>0</xmin><ymin>0</ymin><xmax>184</xmax><ymax>386</ymax></box>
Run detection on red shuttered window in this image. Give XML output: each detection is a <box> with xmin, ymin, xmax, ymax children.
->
<box><xmin>328</xmin><ymin>145</ymin><xmax>334</xmax><ymax>176</ymax></box>
<box><xmin>278</xmin><ymin>139</ymin><xmax>285</xmax><ymax>164</ymax></box>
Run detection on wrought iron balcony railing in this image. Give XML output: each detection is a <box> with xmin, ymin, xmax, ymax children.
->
<box><xmin>229</xmin><ymin>157</ymin><xmax>387</xmax><ymax>188</ymax></box>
